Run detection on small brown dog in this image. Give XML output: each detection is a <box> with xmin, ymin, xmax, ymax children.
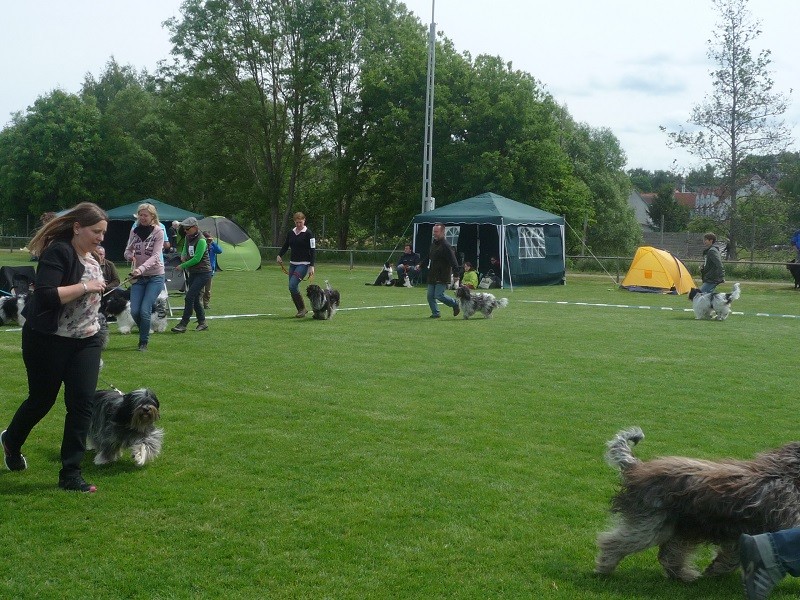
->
<box><xmin>596</xmin><ymin>427</ymin><xmax>800</xmax><ymax>581</ymax></box>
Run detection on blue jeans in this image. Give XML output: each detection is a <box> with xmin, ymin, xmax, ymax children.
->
<box><xmin>766</xmin><ymin>527</ymin><xmax>800</xmax><ymax>576</ymax></box>
<box><xmin>129</xmin><ymin>275</ymin><xmax>165</xmax><ymax>345</ymax></box>
<box><xmin>427</xmin><ymin>283</ymin><xmax>457</xmax><ymax>316</ymax></box>
<box><xmin>288</xmin><ymin>264</ymin><xmax>309</xmax><ymax>294</ymax></box>
<box><xmin>700</xmin><ymin>282</ymin><xmax>719</xmax><ymax>293</ymax></box>
<box><xmin>180</xmin><ymin>271</ymin><xmax>212</xmax><ymax>325</ymax></box>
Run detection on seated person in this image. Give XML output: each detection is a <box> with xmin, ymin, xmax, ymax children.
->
<box><xmin>461</xmin><ymin>261</ymin><xmax>478</xmax><ymax>289</ymax></box>
<box><xmin>487</xmin><ymin>256</ymin><xmax>502</xmax><ymax>287</ymax></box>
<box><xmin>396</xmin><ymin>244</ymin><xmax>421</xmax><ymax>285</ymax></box>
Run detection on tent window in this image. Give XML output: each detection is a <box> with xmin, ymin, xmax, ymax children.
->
<box><xmin>519</xmin><ymin>226</ymin><xmax>545</xmax><ymax>259</ymax></box>
<box><xmin>445</xmin><ymin>226</ymin><xmax>460</xmax><ymax>247</ymax></box>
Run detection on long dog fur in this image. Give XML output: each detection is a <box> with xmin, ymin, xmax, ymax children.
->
<box><xmin>596</xmin><ymin>427</ymin><xmax>800</xmax><ymax>581</ymax></box>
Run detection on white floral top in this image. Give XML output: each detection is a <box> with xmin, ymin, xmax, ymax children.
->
<box><xmin>56</xmin><ymin>253</ymin><xmax>103</xmax><ymax>338</ymax></box>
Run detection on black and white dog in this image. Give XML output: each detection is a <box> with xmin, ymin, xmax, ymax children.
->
<box><xmin>88</xmin><ymin>388</ymin><xmax>163</xmax><ymax>466</ymax></box>
<box><xmin>103</xmin><ymin>288</ymin><xmax>169</xmax><ymax>334</ymax></box>
<box><xmin>455</xmin><ymin>286</ymin><xmax>508</xmax><ymax>319</ymax></box>
<box><xmin>0</xmin><ymin>294</ymin><xmax>25</xmax><ymax>326</ymax></box>
<box><xmin>306</xmin><ymin>281</ymin><xmax>340</xmax><ymax>320</ymax></box>
<box><xmin>366</xmin><ymin>262</ymin><xmax>394</xmax><ymax>286</ymax></box>
<box><xmin>688</xmin><ymin>282</ymin><xmax>741</xmax><ymax>320</ymax></box>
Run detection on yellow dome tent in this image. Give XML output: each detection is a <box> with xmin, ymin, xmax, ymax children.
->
<box><xmin>620</xmin><ymin>246</ymin><xmax>694</xmax><ymax>294</ymax></box>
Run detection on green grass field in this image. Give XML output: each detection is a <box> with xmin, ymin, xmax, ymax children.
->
<box><xmin>1</xmin><ymin>251</ymin><xmax>799</xmax><ymax>599</ymax></box>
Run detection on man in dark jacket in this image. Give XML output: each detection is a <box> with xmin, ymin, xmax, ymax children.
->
<box><xmin>426</xmin><ymin>223</ymin><xmax>460</xmax><ymax>318</ymax></box>
<box><xmin>700</xmin><ymin>232</ymin><xmax>725</xmax><ymax>293</ymax></box>
<box><xmin>396</xmin><ymin>244</ymin><xmax>421</xmax><ymax>286</ymax></box>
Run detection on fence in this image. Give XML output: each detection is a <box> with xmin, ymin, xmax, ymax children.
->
<box><xmin>1</xmin><ymin>238</ymin><xmax>795</xmax><ymax>283</ymax></box>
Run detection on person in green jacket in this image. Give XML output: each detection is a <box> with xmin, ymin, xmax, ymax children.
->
<box><xmin>461</xmin><ymin>261</ymin><xmax>479</xmax><ymax>289</ymax></box>
<box><xmin>171</xmin><ymin>217</ymin><xmax>212</xmax><ymax>333</ymax></box>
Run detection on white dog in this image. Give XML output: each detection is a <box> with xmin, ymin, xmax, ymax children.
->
<box><xmin>688</xmin><ymin>282</ymin><xmax>740</xmax><ymax>320</ymax></box>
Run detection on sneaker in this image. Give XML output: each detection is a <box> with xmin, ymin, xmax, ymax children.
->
<box><xmin>295</xmin><ymin>309</ymin><xmax>307</xmax><ymax>318</ymax></box>
<box><xmin>58</xmin><ymin>475</ymin><xmax>97</xmax><ymax>493</ymax></box>
<box><xmin>137</xmin><ymin>342</ymin><xmax>148</xmax><ymax>352</ymax></box>
<box><xmin>403</xmin><ymin>277</ymin><xmax>412</xmax><ymax>288</ymax></box>
<box><xmin>196</xmin><ymin>323</ymin><xmax>208</xmax><ymax>331</ymax></box>
<box><xmin>740</xmin><ymin>533</ymin><xmax>785</xmax><ymax>600</ymax></box>
<box><xmin>429</xmin><ymin>314</ymin><xmax>440</xmax><ymax>319</ymax></box>
<box><xmin>171</xmin><ymin>323</ymin><xmax>187</xmax><ymax>333</ymax></box>
<box><xmin>1</xmin><ymin>429</ymin><xmax>27</xmax><ymax>471</ymax></box>
<box><xmin>453</xmin><ymin>304</ymin><xmax>461</xmax><ymax>317</ymax></box>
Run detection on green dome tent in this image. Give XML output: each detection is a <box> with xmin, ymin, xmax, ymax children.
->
<box><xmin>197</xmin><ymin>216</ymin><xmax>262</xmax><ymax>271</ymax></box>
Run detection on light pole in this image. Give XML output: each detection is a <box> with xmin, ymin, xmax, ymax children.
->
<box><xmin>420</xmin><ymin>0</ymin><xmax>436</xmax><ymax>214</ymax></box>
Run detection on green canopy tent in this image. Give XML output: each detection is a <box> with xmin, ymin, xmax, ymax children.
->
<box><xmin>412</xmin><ymin>192</ymin><xmax>565</xmax><ymax>287</ymax></box>
<box><xmin>197</xmin><ymin>216</ymin><xmax>262</xmax><ymax>271</ymax></box>
<box><xmin>102</xmin><ymin>199</ymin><xmax>202</xmax><ymax>261</ymax></box>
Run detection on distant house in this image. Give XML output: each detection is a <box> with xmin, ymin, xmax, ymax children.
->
<box><xmin>695</xmin><ymin>175</ymin><xmax>776</xmax><ymax>219</ymax></box>
<box><xmin>627</xmin><ymin>190</ymin><xmax>654</xmax><ymax>231</ymax></box>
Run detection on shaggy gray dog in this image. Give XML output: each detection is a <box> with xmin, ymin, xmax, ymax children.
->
<box><xmin>454</xmin><ymin>286</ymin><xmax>508</xmax><ymax>319</ymax></box>
<box><xmin>88</xmin><ymin>389</ymin><xmax>163</xmax><ymax>466</ymax></box>
<box><xmin>596</xmin><ymin>427</ymin><xmax>800</xmax><ymax>582</ymax></box>
<box><xmin>306</xmin><ymin>282</ymin><xmax>340</xmax><ymax>320</ymax></box>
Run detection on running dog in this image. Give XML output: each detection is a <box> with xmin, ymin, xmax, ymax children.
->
<box><xmin>687</xmin><ymin>282</ymin><xmax>740</xmax><ymax>320</ymax></box>
<box><xmin>306</xmin><ymin>282</ymin><xmax>340</xmax><ymax>320</ymax></box>
<box><xmin>88</xmin><ymin>388</ymin><xmax>163</xmax><ymax>466</ymax></box>
<box><xmin>596</xmin><ymin>427</ymin><xmax>800</xmax><ymax>582</ymax></box>
<box><xmin>455</xmin><ymin>286</ymin><xmax>508</xmax><ymax>319</ymax></box>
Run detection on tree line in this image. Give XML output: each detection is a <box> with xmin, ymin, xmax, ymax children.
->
<box><xmin>1</xmin><ymin>0</ymin><xmax>794</xmax><ymax>259</ymax></box>
<box><xmin>0</xmin><ymin>0</ymin><xmax>638</xmax><ymax>255</ymax></box>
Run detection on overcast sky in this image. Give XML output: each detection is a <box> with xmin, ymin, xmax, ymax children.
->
<box><xmin>2</xmin><ymin>0</ymin><xmax>798</xmax><ymax>172</ymax></box>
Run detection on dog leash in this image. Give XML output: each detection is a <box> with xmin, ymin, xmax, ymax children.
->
<box><xmin>102</xmin><ymin>276</ymin><xmax>135</xmax><ymax>297</ymax></box>
<box><xmin>98</xmin><ymin>375</ymin><xmax>123</xmax><ymax>396</ymax></box>
<box><xmin>279</xmin><ymin>262</ymin><xmax>314</xmax><ymax>281</ymax></box>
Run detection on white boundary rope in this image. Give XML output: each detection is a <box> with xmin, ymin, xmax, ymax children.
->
<box><xmin>3</xmin><ymin>300</ymin><xmax>799</xmax><ymax>335</ymax></box>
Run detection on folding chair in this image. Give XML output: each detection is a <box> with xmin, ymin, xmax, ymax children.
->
<box><xmin>163</xmin><ymin>254</ymin><xmax>186</xmax><ymax>316</ymax></box>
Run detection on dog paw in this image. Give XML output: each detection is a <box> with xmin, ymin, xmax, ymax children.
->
<box><xmin>94</xmin><ymin>453</ymin><xmax>113</xmax><ymax>465</ymax></box>
<box><xmin>131</xmin><ymin>446</ymin><xmax>151</xmax><ymax>466</ymax></box>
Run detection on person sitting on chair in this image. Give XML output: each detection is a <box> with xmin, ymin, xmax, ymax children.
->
<box><xmin>396</xmin><ymin>244</ymin><xmax>421</xmax><ymax>287</ymax></box>
<box><xmin>461</xmin><ymin>262</ymin><xmax>478</xmax><ymax>289</ymax></box>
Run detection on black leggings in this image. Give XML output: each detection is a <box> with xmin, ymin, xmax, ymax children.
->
<box><xmin>5</xmin><ymin>327</ymin><xmax>102</xmax><ymax>479</ymax></box>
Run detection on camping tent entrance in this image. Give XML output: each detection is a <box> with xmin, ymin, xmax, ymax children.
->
<box><xmin>620</xmin><ymin>246</ymin><xmax>694</xmax><ymax>294</ymax></box>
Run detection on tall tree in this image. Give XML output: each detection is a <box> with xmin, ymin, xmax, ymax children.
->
<box><xmin>662</xmin><ymin>0</ymin><xmax>791</xmax><ymax>259</ymax></box>
<box><xmin>167</xmin><ymin>0</ymin><xmax>331</xmax><ymax>245</ymax></box>
<box><xmin>0</xmin><ymin>90</ymin><xmax>102</xmax><ymax>224</ymax></box>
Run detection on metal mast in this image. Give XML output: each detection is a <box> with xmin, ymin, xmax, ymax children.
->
<box><xmin>421</xmin><ymin>0</ymin><xmax>436</xmax><ymax>213</ymax></box>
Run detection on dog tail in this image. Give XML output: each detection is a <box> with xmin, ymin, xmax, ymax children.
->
<box><xmin>497</xmin><ymin>298</ymin><xmax>509</xmax><ymax>308</ymax></box>
<box><xmin>726</xmin><ymin>282</ymin><xmax>741</xmax><ymax>303</ymax></box>
<box><xmin>604</xmin><ymin>427</ymin><xmax>644</xmax><ymax>471</ymax></box>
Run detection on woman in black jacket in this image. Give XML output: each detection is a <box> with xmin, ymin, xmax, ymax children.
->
<box><xmin>1</xmin><ymin>202</ymin><xmax>108</xmax><ymax>493</ymax></box>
